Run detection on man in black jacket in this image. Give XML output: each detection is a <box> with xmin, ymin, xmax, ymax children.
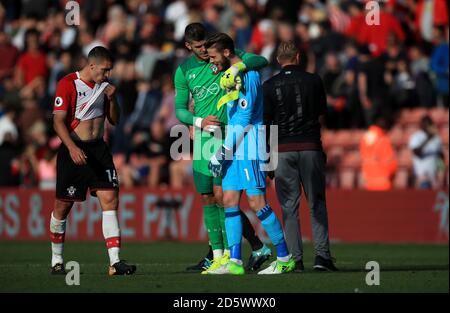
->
<box><xmin>263</xmin><ymin>41</ymin><xmax>337</xmax><ymax>272</ymax></box>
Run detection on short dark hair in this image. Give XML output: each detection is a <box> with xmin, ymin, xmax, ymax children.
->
<box><xmin>184</xmin><ymin>23</ymin><xmax>206</xmax><ymax>43</ymax></box>
<box><xmin>204</xmin><ymin>33</ymin><xmax>235</xmax><ymax>54</ymax></box>
<box><xmin>87</xmin><ymin>46</ymin><xmax>113</xmax><ymax>63</ymax></box>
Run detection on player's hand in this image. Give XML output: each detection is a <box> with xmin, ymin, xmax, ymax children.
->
<box><xmin>220</xmin><ymin>62</ymin><xmax>246</xmax><ymax>90</ymax></box>
<box><xmin>208</xmin><ymin>145</ymin><xmax>231</xmax><ymax>177</ymax></box>
<box><xmin>201</xmin><ymin>115</ymin><xmax>221</xmax><ymax>132</ymax></box>
<box><xmin>104</xmin><ymin>84</ymin><xmax>116</xmax><ymax>101</ymax></box>
<box><xmin>208</xmin><ymin>155</ymin><xmax>223</xmax><ymax>178</ymax></box>
<box><xmin>68</xmin><ymin>145</ymin><xmax>87</xmax><ymax>165</ymax></box>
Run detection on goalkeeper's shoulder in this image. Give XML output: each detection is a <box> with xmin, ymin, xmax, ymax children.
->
<box><xmin>176</xmin><ymin>55</ymin><xmax>199</xmax><ymax>73</ymax></box>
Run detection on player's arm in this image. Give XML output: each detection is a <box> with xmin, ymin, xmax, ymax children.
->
<box><xmin>220</xmin><ymin>50</ymin><xmax>268</xmax><ymax>89</ymax></box>
<box><xmin>174</xmin><ymin>67</ymin><xmax>220</xmax><ymax>129</ymax></box>
<box><xmin>104</xmin><ymin>84</ymin><xmax>120</xmax><ymax>125</ymax></box>
<box><xmin>53</xmin><ymin>79</ymin><xmax>87</xmax><ymax>165</ymax></box>
<box><xmin>236</xmin><ymin>49</ymin><xmax>268</xmax><ymax>72</ymax></box>
<box><xmin>54</xmin><ymin>112</ymin><xmax>87</xmax><ymax>165</ymax></box>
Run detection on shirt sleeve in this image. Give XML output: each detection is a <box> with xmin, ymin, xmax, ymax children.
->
<box><xmin>174</xmin><ymin>66</ymin><xmax>195</xmax><ymax>125</ymax></box>
<box><xmin>236</xmin><ymin>49</ymin><xmax>269</xmax><ymax>72</ymax></box>
<box><xmin>53</xmin><ymin>77</ymin><xmax>73</xmax><ymax>113</ymax></box>
<box><xmin>224</xmin><ymin>72</ymin><xmax>259</xmax><ymax>150</ymax></box>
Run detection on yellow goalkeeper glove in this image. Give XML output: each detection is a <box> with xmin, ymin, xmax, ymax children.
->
<box><xmin>220</xmin><ymin>62</ymin><xmax>246</xmax><ymax>90</ymax></box>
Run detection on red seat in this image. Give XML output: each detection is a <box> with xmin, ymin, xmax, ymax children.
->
<box><xmin>340</xmin><ymin>150</ymin><xmax>361</xmax><ymax>168</ymax></box>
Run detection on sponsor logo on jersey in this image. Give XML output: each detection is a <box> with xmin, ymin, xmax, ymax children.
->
<box><xmin>238</xmin><ymin>98</ymin><xmax>248</xmax><ymax>109</ymax></box>
<box><xmin>78</xmin><ymin>91</ymin><xmax>87</xmax><ymax>97</ymax></box>
<box><xmin>192</xmin><ymin>83</ymin><xmax>220</xmax><ymax>101</ymax></box>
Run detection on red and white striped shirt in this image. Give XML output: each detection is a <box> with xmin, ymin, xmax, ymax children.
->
<box><xmin>53</xmin><ymin>72</ymin><xmax>110</xmax><ymax>132</ymax></box>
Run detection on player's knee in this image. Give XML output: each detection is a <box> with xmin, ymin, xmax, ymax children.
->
<box><xmin>54</xmin><ymin>200</ymin><xmax>73</xmax><ymax>219</ymax></box>
<box><xmin>247</xmin><ymin>196</ymin><xmax>266</xmax><ymax>212</ymax></box>
<box><xmin>222</xmin><ymin>194</ymin><xmax>238</xmax><ymax>208</ymax></box>
<box><xmin>101</xmin><ymin>193</ymin><xmax>119</xmax><ymax>210</ymax></box>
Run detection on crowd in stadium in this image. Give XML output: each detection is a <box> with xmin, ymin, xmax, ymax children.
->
<box><xmin>0</xmin><ymin>0</ymin><xmax>448</xmax><ymax>190</ymax></box>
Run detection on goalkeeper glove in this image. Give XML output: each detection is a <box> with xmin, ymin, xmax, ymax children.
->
<box><xmin>220</xmin><ymin>62</ymin><xmax>246</xmax><ymax>90</ymax></box>
<box><xmin>208</xmin><ymin>145</ymin><xmax>232</xmax><ymax>178</ymax></box>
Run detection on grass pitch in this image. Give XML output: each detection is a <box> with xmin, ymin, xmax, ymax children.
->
<box><xmin>0</xmin><ymin>241</ymin><xmax>447</xmax><ymax>293</ymax></box>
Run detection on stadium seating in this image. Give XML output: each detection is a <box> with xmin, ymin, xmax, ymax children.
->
<box><xmin>323</xmin><ymin>108</ymin><xmax>449</xmax><ymax>189</ymax></box>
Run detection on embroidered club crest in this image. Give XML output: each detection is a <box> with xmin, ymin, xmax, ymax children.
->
<box><xmin>210</xmin><ymin>64</ymin><xmax>219</xmax><ymax>75</ymax></box>
<box><xmin>67</xmin><ymin>186</ymin><xmax>76</xmax><ymax>197</ymax></box>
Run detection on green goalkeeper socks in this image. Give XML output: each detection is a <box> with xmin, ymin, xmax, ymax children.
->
<box><xmin>217</xmin><ymin>204</ymin><xmax>229</xmax><ymax>249</ymax></box>
<box><xmin>203</xmin><ymin>204</ymin><xmax>223</xmax><ymax>251</ymax></box>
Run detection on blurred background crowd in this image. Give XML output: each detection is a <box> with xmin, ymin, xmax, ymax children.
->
<box><xmin>0</xmin><ymin>0</ymin><xmax>448</xmax><ymax>191</ymax></box>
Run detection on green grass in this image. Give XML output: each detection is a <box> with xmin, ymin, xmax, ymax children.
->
<box><xmin>0</xmin><ymin>241</ymin><xmax>447</xmax><ymax>293</ymax></box>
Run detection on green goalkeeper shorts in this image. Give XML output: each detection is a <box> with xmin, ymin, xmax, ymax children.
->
<box><xmin>193</xmin><ymin>170</ymin><xmax>222</xmax><ymax>194</ymax></box>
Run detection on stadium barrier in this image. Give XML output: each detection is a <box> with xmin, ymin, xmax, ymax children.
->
<box><xmin>0</xmin><ymin>188</ymin><xmax>448</xmax><ymax>243</ymax></box>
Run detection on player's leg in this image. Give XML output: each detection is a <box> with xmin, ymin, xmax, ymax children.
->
<box><xmin>241</xmin><ymin>211</ymin><xmax>272</xmax><ymax>272</ymax></box>
<box><xmin>90</xmin><ymin>140</ymin><xmax>136</xmax><ymax>275</ymax></box>
<box><xmin>246</xmin><ymin>191</ymin><xmax>295</xmax><ymax>275</ymax></box>
<box><xmin>96</xmin><ymin>189</ymin><xmax>136</xmax><ymax>275</ymax></box>
<box><xmin>214</xmin><ymin>170</ymin><xmax>268</xmax><ymax>270</ymax></box>
<box><xmin>274</xmin><ymin>151</ymin><xmax>304</xmax><ymax>272</ymax></box>
<box><xmin>51</xmin><ymin>141</ymin><xmax>89</xmax><ymax>274</ymax></box>
<box><xmin>50</xmin><ymin>199</ymin><xmax>73</xmax><ymax>274</ymax></box>
<box><xmin>206</xmin><ymin>160</ymin><xmax>245</xmax><ymax>275</ymax></box>
<box><xmin>211</xmin><ymin>189</ymin><xmax>245</xmax><ymax>275</ymax></box>
<box><xmin>213</xmin><ymin>182</ymin><xmax>230</xmax><ymax>264</ymax></box>
<box><xmin>298</xmin><ymin>151</ymin><xmax>337</xmax><ymax>271</ymax></box>
<box><xmin>191</xmin><ymin>171</ymin><xmax>225</xmax><ymax>273</ymax></box>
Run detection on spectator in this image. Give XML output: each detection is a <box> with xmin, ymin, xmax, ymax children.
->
<box><xmin>430</xmin><ymin>26</ymin><xmax>449</xmax><ymax>107</ymax></box>
<box><xmin>14</xmin><ymin>28</ymin><xmax>48</xmax><ymax>99</ymax></box>
<box><xmin>358</xmin><ymin>3</ymin><xmax>406</xmax><ymax>56</ymax></box>
<box><xmin>124</xmin><ymin>79</ymin><xmax>162</xmax><ymax>134</ymax></box>
<box><xmin>356</xmin><ymin>45</ymin><xmax>389</xmax><ymax>127</ymax></box>
<box><xmin>409</xmin><ymin>45</ymin><xmax>436</xmax><ymax>107</ymax></box>
<box><xmin>319</xmin><ymin>51</ymin><xmax>349</xmax><ymax>129</ymax></box>
<box><xmin>79</xmin><ymin>27</ymin><xmax>105</xmax><ymax>58</ymax></box>
<box><xmin>408</xmin><ymin>115</ymin><xmax>445</xmax><ymax>188</ymax></box>
<box><xmin>0</xmin><ymin>103</ymin><xmax>19</xmax><ymax>145</ymax></box>
<box><xmin>415</xmin><ymin>0</ymin><xmax>449</xmax><ymax>43</ymax></box>
<box><xmin>0</xmin><ymin>31</ymin><xmax>19</xmax><ymax>81</ymax></box>
<box><xmin>0</xmin><ymin>130</ymin><xmax>21</xmax><ymax>186</ymax></box>
<box><xmin>359</xmin><ymin>115</ymin><xmax>398</xmax><ymax>190</ymax></box>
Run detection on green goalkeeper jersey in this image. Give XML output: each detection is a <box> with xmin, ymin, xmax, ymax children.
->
<box><xmin>174</xmin><ymin>49</ymin><xmax>268</xmax><ymax>176</ymax></box>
